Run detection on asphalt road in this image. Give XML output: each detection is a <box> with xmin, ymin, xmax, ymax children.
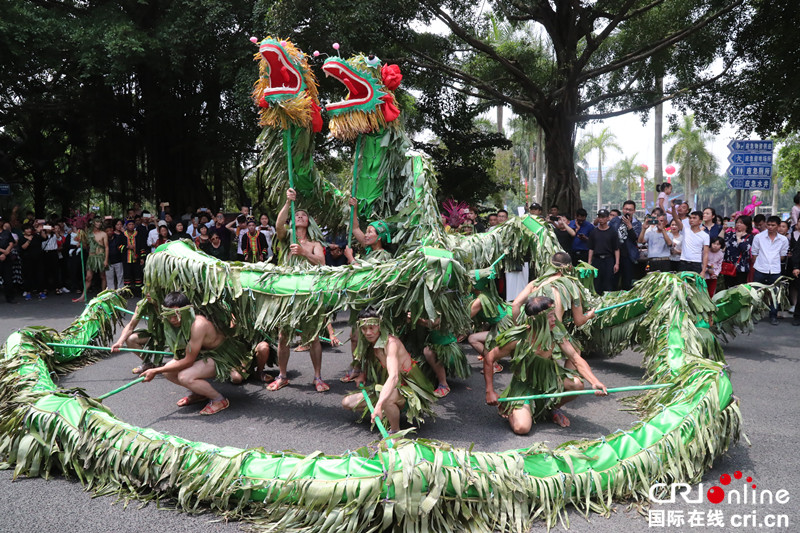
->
<box><xmin>0</xmin><ymin>295</ymin><xmax>796</xmax><ymax>532</ymax></box>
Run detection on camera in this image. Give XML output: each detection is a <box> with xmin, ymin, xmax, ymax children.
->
<box><xmin>647</xmin><ymin>216</ymin><xmax>657</xmax><ymax>225</ymax></box>
<box><xmin>549</xmin><ymin>215</ymin><xmax>559</xmax><ymax>222</ymax></box>
<box><xmin>236</xmin><ymin>214</ymin><xmax>246</xmax><ymax>224</ymax></box>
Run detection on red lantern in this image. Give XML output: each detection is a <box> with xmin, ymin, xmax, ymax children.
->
<box><xmin>665</xmin><ymin>164</ymin><xmax>676</xmax><ymax>175</ymax></box>
<box><xmin>640</xmin><ymin>164</ymin><xmax>648</xmax><ymax>173</ymax></box>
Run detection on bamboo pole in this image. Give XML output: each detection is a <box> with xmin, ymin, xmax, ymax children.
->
<box><xmin>347</xmin><ymin>135</ymin><xmax>362</xmax><ymax>248</ymax></box>
<box><xmin>594</xmin><ymin>297</ymin><xmax>643</xmax><ymax>315</ymax></box>
<box><xmin>284</xmin><ymin>129</ymin><xmax>297</xmax><ymax>244</ymax></box>
<box><xmin>46</xmin><ymin>343</ymin><xmax>173</xmax><ymax>356</ymax></box>
<box><xmin>359</xmin><ymin>384</ymin><xmax>392</xmax><ymax>446</ymax></box>
<box><xmin>97</xmin><ymin>377</ymin><xmax>145</xmax><ymax>400</ymax></box>
<box><xmin>497</xmin><ymin>383</ymin><xmax>671</xmax><ymax>403</ymax></box>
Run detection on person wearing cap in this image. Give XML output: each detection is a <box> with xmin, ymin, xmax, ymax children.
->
<box><xmin>241</xmin><ymin>216</ymin><xmax>269</xmax><ymax>263</ymax></box>
<box><xmin>587</xmin><ymin>209</ymin><xmax>619</xmax><ymax>294</ymax></box>
<box><xmin>529</xmin><ymin>203</ymin><xmax>543</xmax><ymax>217</ymax></box>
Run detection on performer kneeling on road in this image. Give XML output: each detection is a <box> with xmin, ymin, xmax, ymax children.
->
<box><xmin>483</xmin><ymin>295</ymin><xmax>607</xmax><ymax>435</ymax></box>
<box><xmin>111</xmin><ymin>291</ymin><xmax>258</xmax><ymax>415</ymax></box>
<box><xmin>341</xmin><ymin>308</ymin><xmax>436</xmax><ymax>433</ymax></box>
<box><xmin>269</xmin><ymin>187</ymin><xmax>329</xmax><ymax>392</ymax></box>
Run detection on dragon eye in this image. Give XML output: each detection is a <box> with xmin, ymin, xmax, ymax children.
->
<box><xmin>365</xmin><ymin>54</ymin><xmax>381</xmax><ymax>67</ymax></box>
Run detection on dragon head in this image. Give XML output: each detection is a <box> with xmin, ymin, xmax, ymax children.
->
<box><xmin>322</xmin><ymin>54</ymin><xmax>402</xmax><ymax>141</ymax></box>
<box><xmin>251</xmin><ymin>37</ymin><xmax>322</xmax><ymax>132</ymax></box>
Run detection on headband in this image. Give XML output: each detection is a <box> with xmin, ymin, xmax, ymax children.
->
<box><xmin>357</xmin><ymin>317</ymin><xmax>381</xmax><ymax>328</ymax></box>
<box><xmin>368</xmin><ymin>220</ymin><xmax>391</xmax><ymax>244</ymax></box>
<box><xmin>159</xmin><ymin>304</ymin><xmax>193</xmax><ymax>319</ymax></box>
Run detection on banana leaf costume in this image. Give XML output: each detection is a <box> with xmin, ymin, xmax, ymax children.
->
<box><xmin>493</xmin><ymin>270</ymin><xmax>590</xmax><ymax>418</ymax></box>
<box><xmin>87</xmin><ymin>233</ymin><xmax>105</xmax><ymax>273</ymax></box>
<box><xmin>352</xmin><ymin>322</ymin><xmax>436</xmax><ymax>426</ymax></box>
<box><xmin>133</xmin><ymin>300</ymin><xmax>252</xmax><ymax>382</ymax></box>
<box><xmin>473</xmin><ymin>293</ymin><xmax>514</xmax><ymax>352</ymax></box>
<box><xmin>494</xmin><ymin>318</ymin><xmax>578</xmax><ymax>419</ymax></box>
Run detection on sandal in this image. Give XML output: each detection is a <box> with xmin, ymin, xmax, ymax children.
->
<box><xmin>433</xmin><ymin>384</ymin><xmax>450</xmax><ymax>398</ymax></box>
<box><xmin>295</xmin><ymin>344</ymin><xmax>310</xmax><ymax>352</ymax></box>
<box><xmin>339</xmin><ymin>368</ymin><xmax>362</xmax><ymax>383</ymax></box>
<box><xmin>480</xmin><ymin>363</ymin><xmax>503</xmax><ymax>374</ymax></box>
<box><xmin>314</xmin><ymin>377</ymin><xmax>330</xmax><ymax>392</ymax></box>
<box><xmin>177</xmin><ymin>394</ymin><xmax>206</xmax><ymax>407</ymax></box>
<box><xmin>132</xmin><ymin>362</ymin><xmax>156</xmax><ymax>375</ymax></box>
<box><xmin>260</xmin><ymin>370</ymin><xmax>274</xmax><ymax>384</ymax></box>
<box><xmin>551</xmin><ymin>408</ymin><xmax>570</xmax><ymax>427</ymax></box>
<box><xmin>199</xmin><ymin>398</ymin><xmax>229</xmax><ymax>415</ymax></box>
<box><xmin>266</xmin><ymin>375</ymin><xmax>290</xmax><ymax>391</ymax></box>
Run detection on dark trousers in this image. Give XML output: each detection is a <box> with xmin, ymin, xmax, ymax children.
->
<box><xmin>123</xmin><ymin>261</ymin><xmax>142</xmax><ymax>291</ymax></box>
<box><xmin>21</xmin><ymin>255</ymin><xmax>44</xmax><ymax>293</ymax></box>
<box><xmin>680</xmin><ymin>260</ymin><xmax>703</xmax><ymax>274</ymax></box>
<box><xmin>648</xmin><ymin>258</ymin><xmax>671</xmax><ymax>273</ymax></box>
<box><xmin>724</xmin><ymin>271</ymin><xmax>749</xmax><ymax>288</ymax></box>
<box><xmin>572</xmin><ymin>249</ymin><xmax>589</xmax><ymax>266</ymax></box>
<box><xmin>753</xmin><ymin>270</ymin><xmax>781</xmax><ymax>319</ymax></box>
<box><xmin>42</xmin><ymin>250</ymin><xmax>59</xmax><ymax>292</ymax></box>
<box><xmin>793</xmin><ymin>276</ymin><xmax>800</xmax><ymax>321</ymax></box>
<box><xmin>617</xmin><ymin>254</ymin><xmax>635</xmax><ymax>290</ymax></box>
<box><xmin>592</xmin><ymin>255</ymin><xmax>616</xmax><ymax>295</ymax></box>
<box><xmin>1</xmin><ymin>258</ymin><xmax>15</xmax><ymax>302</ymax></box>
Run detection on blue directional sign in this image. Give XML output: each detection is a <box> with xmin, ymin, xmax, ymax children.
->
<box><xmin>0</xmin><ymin>184</ymin><xmax>10</xmax><ymax>196</ymax></box>
<box><xmin>727</xmin><ymin>139</ymin><xmax>773</xmax><ymax>190</ymax></box>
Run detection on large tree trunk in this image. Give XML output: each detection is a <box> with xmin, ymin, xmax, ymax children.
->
<box><xmin>596</xmin><ymin>155</ymin><xmax>603</xmax><ymax>211</ymax></box>
<box><xmin>535</xmin><ymin>128</ymin><xmax>545</xmax><ymax>202</ymax></box>
<box><xmin>654</xmin><ymin>77</ymin><xmax>664</xmax><ymax>187</ymax></box>
<box><xmin>540</xmin><ymin>112</ymin><xmax>581</xmax><ymax>215</ymax></box>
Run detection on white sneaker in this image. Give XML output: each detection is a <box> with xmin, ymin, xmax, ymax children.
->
<box><xmin>61</xmin><ymin>287</ymin><xmax>70</xmax><ymax>294</ymax></box>
<box><xmin>790</xmin><ymin>305</ymin><xmax>796</xmax><ymax>313</ymax></box>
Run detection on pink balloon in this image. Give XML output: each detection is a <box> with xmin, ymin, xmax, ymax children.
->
<box><xmin>639</xmin><ymin>164</ymin><xmax>648</xmax><ymax>172</ymax></box>
<box><xmin>665</xmin><ymin>164</ymin><xmax>676</xmax><ymax>175</ymax></box>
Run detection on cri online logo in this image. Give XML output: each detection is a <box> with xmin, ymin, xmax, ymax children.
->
<box><xmin>707</xmin><ymin>471</ymin><xmax>755</xmax><ymax>504</ymax></box>
<box><xmin>649</xmin><ymin>471</ymin><xmax>790</xmax><ymax>505</ymax></box>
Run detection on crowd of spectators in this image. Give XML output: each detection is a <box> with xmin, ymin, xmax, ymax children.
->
<box><xmin>0</xmin><ymin>204</ymin><xmax>282</xmax><ymax>304</ymax></box>
<box><xmin>3</xmin><ymin>192</ymin><xmax>800</xmax><ymax>325</ymax></box>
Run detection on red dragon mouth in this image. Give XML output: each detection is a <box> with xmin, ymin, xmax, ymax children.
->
<box><xmin>322</xmin><ymin>59</ymin><xmax>375</xmax><ymax>112</ymax></box>
<box><xmin>259</xmin><ymin>42</ymin><xmax>303</xmax><ymax>98</ymax></box>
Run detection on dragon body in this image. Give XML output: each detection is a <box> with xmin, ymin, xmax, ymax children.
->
<box><xmin>0</xmin><ymin>40</ymin><xmax>787</xmax><ymax>533</ymax></box>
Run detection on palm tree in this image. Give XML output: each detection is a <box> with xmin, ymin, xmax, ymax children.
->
<box><xmin>664</xmin><ymin>114</ymin><xmax>718</xmax><ymax>208</ymax></box>
<box><xmin>609</xmin><ymin>153</ymin><xmax>641</xmax><ymax>201</ymax></box>
<box><xmin>578</xmin><ymin>127</ymin><xmax>621</xmax><ymax>210</ymax></box>
<box><xmin>508</xmin><ymin>115</ymin><xmax>541</xmax><ymax>200</ymax></box>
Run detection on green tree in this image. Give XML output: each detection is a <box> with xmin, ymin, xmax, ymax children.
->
<box><xmin>0</xmin><ymin>0</ymin><xmax>264</xmax><ymax>215</ymax></box>
<box><xmin>609</xmin><ymin>154</ymin><xmax>642</xmax><ymax>202</ymax></box>
<box><xmin>664</xmin><ymin>115</ymin><xmax>719</xmax><ymax>208</ymax></box>
<box><xmin>265</xmin><ymin>0</ymin><xmax>745</xmax><ymax>216</ymax></box>
<box><xmin>578</xmin><ymin>128</ymin><xmax>621</xmax><ymax>210</ymax></box>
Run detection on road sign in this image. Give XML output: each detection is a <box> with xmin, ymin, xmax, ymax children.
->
<box><xmin>726</xmin><ymin>177</ymin><xmax>771</xmax><ymax>190</ymax></box>
<box><xmin>0</xmin><ymin>184</ymin><xmax>10</xmax><ymax>196</ymax></box>
<box><xmin>727</xmin><ymin>139</ymin><xmax>773</xmax><ymax>190</ymax></box>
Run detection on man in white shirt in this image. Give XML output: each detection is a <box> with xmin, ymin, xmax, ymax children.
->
<box><xmin>673</xmin><ymin>209</ymin><xmax>709</xmax><ymax>277</ymax></box>
<box><xmin>751</xmin><ymin>215</ymin><xmax>790</xmax><ymax>325</ymax></box>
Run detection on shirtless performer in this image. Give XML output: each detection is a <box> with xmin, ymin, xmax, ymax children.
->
<box><xmin>467</xmin><ymin>275</ymin><xmax>512</xmax><ymax>374</ymax></box>
<box><xmin>268</xmin><ymin>188</ymin><xmax>329</xmax><ymax>392</ymax></box>
<box><xmin>73</xmin><ymin>217</ymin><xmax>109</xmax><ymax>303</ymax></box>
<box><xmin>341</xmin><ymin>308</ymin><xmax>436</xmax><ymax>432</ymax></box>
<box><xmin>111</xmin><ymin>291</ymin><xmax>259</xmax><ymax>415</ymax></box>
<box><xmin>484</xmin><ymin>296</ymin><xmax>607</xmax><ymax>434</ymax></box>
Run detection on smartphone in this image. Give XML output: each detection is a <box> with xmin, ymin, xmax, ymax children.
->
<box><xmin>162</xmin><ymin>202</ymin><xmax>169</xmax><ymax>207</ymax></box>
<box><xmin>104</xmin><ymin>215</ymin><xmax>113</xmax><ymax>220</ymax></box>
<box><xmin>42</xmin><ymin>225</ymin><xmax>52</xmax><ymax>231</ymax></box>
<box><xmin>549</xmin><ymin>215</ymin><xmax>559</xmax><ymax>222</ymax></box>
<box><xmin>36</xmin><ymin>219</ymin><xmax>45</xmax><ymax>224</ymax></box>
